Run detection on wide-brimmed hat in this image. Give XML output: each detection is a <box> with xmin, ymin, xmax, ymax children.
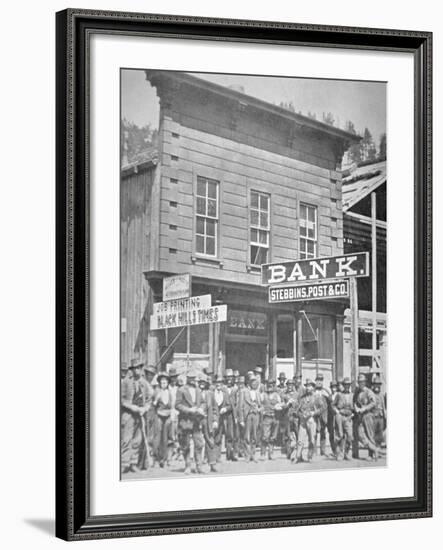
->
<box><xmin>254</xmin><ymin>366</ymin><xmax>263</xmax><ymax>373</ymax></box>
<box><xmin>238</xmin><ymin>375</ymin><xmax>245</xmax><ymax>383</ymax></box>
<box><xmin>330</xmin><ymin>380</ymin><xmax>338</xmax><ymax>388</ymax></box>
<box><xmin>225</xmin><ymin>368</ymin><xmax>234</xmax><ymax>377</ymax></box>
<box><xmin>186</xmin><ymin>369</ymin><xmax>198</xmax><ymax>379</ymax></box>
<box><xmin>144</xmin><ymin>364</ymin><xmax>157</xmax><ymax>375</ymax></box>
<box><xmin>198</xmin><ymin>373</ymin><xmax>207</xmax><ymax>384</ymax></box>
<box><xmin>129</xmin><ymin>357</ymin><xmax>144</xmax><ymax>368</ymax></box>
<box><xmin>121</xmin><ymin>362</ymin><xmax>128</xmax><ymax>372</ymax></box>
<box><xmin>305</xmin><ymin>378</ymin><xmax>315</xmax><ymax>387</ymax></box>
<box><xmin>372</xmin><ymin>377</ymin><xmax>382</xmax><ymax>385</ymax></box>
<box><xmin>168</xmin><ymin>366</ymin><xmax>178</xmax><ymax>377</ymax></box>
<box><xmin>233</xmin><ymin>370</ymin><xmax>240</xmax><ymax>377</ymax></box>
<box><xmin>286</xmin><ymin>379</ymin><xmax>295</xmax><ymax>385</ymax></box>
<box><xmin>357</xmin><ymin>373</ymin><xmax>367</xmax><ymax>382</ymax></box>
<box><xmin>315</xmin><ymin>373</ymin><xmax>324</xmax><ymax>381</ymax></box>
<box><xmin>278</xmin><ymin>372</ymin><xmax>286</xmax><ymax>379</ymax></box>
<box><xmin>215</xmin><ymin>375</ymin><xmax>224</xmax><ymax>383</ymax></box>
<box><xmin>342</xmin><ymin>377</ymin><xmax>352</xmax><ymax>385</ymax></box>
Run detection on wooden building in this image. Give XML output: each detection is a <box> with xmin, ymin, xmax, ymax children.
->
<box><xmin>121</xmin><ymin>71</ymin><xmax>360</xmax><ymax>382</ymax></box>
<box><xmin>342</xmin><ymin>160</ymin><xmax>387</xmax><ymax>382</ymax></box>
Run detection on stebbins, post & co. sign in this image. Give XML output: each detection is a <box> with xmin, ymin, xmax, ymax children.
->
<box><xmin>261</xmin><ymin>252</ymin><xmax>369</xmax><ymax>286</ymax></box>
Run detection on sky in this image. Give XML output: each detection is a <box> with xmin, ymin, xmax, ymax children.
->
<box><xmin>121</xmin><ymin>69</ymin><xmax>386</xmax><ymax>145</ymax></box>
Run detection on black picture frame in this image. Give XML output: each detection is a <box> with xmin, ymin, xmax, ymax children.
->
<box><xmin>55</xmin><ymin>8</ymin><xmax>432</xmax><ymax>541</ymax></box>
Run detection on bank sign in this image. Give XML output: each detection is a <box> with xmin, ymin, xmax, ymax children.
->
<box><xmin>269</xmin><ymin>280</ymin><xmax>349</xmax><ymax>304</ymax></box>
<box><xmin>261</xmin><ymin>252</ymin><xmax>369</xmax><ymax>286</ymax></box>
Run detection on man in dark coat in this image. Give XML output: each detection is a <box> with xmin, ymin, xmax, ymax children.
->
<box><xmin>213</xmin><ymin>375</ymin><xmax>236</xmax><ymax>461</ymax></box>
<box><xmin>354</xmin><ymin>373</ymin><xmax>378</xmax><ymax>460</ymax></box>
<box><xmin>314</xmin><ymin>373</ymin><xmax>330</xmax><ymax>456</ymax></box>
<box><xmin>238</xmin><ymin>375</ymin><xmax>262</xmax><ymax>462</ymax></box>
<box><xmin>175</xmin><ymin>370</ymin><xmax>206</xmax><ymax>474</ymax></box>
<box><xmin>198</xmin><ymin>374</ymin><xmax>219</xmax><ymax>472</ymax></box>
<box><xmin>121</xmin><ymin>358</ymin><xmax>153</xmax><ymax>474</ymax></box>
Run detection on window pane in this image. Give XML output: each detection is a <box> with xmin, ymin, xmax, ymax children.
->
<box><xmin>250</xmin><ymin>245</ymin><xmax>259</xmax><ymax>265</ymax></box>
<box><xmin>300</xmin><ymin>204</ymin><xmax>307</xmax><ymax>220</ymax></box>
<box><xmin>197</xmin><ymin>179</ymin><xmax>206</xmax><ymax>197</ymax></box>
<box><xmin>257</xmin><ymin>247</ymin><xmax>268</xmax><ymax>264</ymax></box>
<box><xmin>260</xmin><ymin>194</ymin><xmax>269</xmax><ymax>211</ymax></box>
<box><xmin>196</xmin><ymin>217</ymin><xmax>205</xmax><ymax>235</ymax></box>
<box><xmin>197</xmin><ymin>197</ymin><xmax>206</xmax><ymax>215</ymax></box>
<box><xmin>259</xmin><ymin>230</ymin><xmax>268</xmax><ymax>244</ymax></box>
<box><xmin>260</xmin><ymin>212</ymin><xmax>268</xmax><ymax>228</ymax></box>
<box><xmin>251</xmin><ymin>192</ymin><xmax>259</xmax><ymax>208</ymax></box>
<box><xmin>207</xmin><ymin>181</ymin><xmax>217</xmax><ymax>199</ymax></box>
<box><xmin>307</xmin><ymin>240</ymin><xmax>315</xmax><ymax>255</ymax></box>
<box><xmin>206</xmin><ymin>218</ymin><xmax>215</xmax><ymax>236</ymax></box>
<box><xmin>207</xmin><ymin>199</ymin><xmax>217</xmax><ymax>217</ymax></box>
<box><xmin>250</xmin><ymin>209</ymin><xmax>259</xmax><ymax>226</ymax></box>
<box><xmin>250</xmin><ymin>228</ymin><xmax>258</xmax><ymax>242</ymax></box>
<box><xmin>307</xmin><ymin>227</ymin><xmax>315</xmax><ymax>239</ymax></box>
<box><xmin>300</xmin><ymin>224</ymin><xmax>307</xmax><ymax>237</ymax></box>
<box><xmin>308</xmin><ymin>206</ymin><xmax>316</xmax><ymax>222</ymax></box>
<box><xmin>196</xmin><ymin>235</ymin><xmax>205</xmax><ymax>253</ymax></box>
<box><xmin>206</xmin><ymin>236</ymin><xmax>215</xmax><ymax>256</ymax></box>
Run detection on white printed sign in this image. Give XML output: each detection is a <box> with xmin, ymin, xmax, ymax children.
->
<box><xmin>150</xmin><ymin>304</ymin><xmax>227</xmax><ymax>330</ymax></box>
<box><xmin>152</xmin><ymin>294</ymin><xmax>212</xmax><ymax>316</ymax></box>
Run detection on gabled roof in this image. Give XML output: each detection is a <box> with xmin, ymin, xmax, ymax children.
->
<box><xmin>342</xmin><ymin>160</ymin><xmax>386</xmax><ymax>211</ymax></box>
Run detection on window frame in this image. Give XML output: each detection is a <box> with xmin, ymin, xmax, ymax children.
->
<box><xmin>299</xmin><ymin>201</ymin><xmax>318</xmax><ymax>260</ymax></box>
<box><xmin>249</xmin><ymin>189</ymin><xmax>271</xmax><ymax>267</ymax></box>
<box><xmin>194</xmin><ymin>175</ymin><xmax>220</xmax><ymax>259</ymax></box>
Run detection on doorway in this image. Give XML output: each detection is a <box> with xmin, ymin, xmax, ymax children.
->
<box><xmin>225</xmin><ymin>340</ymin><xmax>267</xmax><ymax>376</ymax></box>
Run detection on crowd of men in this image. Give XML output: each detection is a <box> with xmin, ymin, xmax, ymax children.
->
<box><xmin>121</xmin><ymin>359</ymin><xmax>387</xmax><ymax>476</ymax></box>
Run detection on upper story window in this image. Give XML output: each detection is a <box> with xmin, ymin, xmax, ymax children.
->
<box><xmin>196</xmin><ymin>176</ymin><xmax>219</xmax><ymax>257</ymax></box>
<box><xmin>299</xmin><ymin>203</ymin><xmax>317</xmax><ymax>259</ymax></box>
<box><xmin>250</xmin><ymin>190</ymin><xmax>270</xmax><ymax>266</ymax></box>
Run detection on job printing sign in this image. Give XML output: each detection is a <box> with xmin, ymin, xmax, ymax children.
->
<box><xmin>152</xmin><ymin>294</ymin><xmax>212</xmax><ymax>316</ymax></box>
<box><xmin>261</xmin><ymin>252</ymin><xmax>369</xmax><ymax>286</ymax></box>
<box><xmin>269</xmin><ymin>280</ymin><xmax>349</xmax><ymax>304</ymax></box>
<box><xmin>150</xmin><ymin>304</ymin><xmax>227</xmax><ymax>330</ymax></box>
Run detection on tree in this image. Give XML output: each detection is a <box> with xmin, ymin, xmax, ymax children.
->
<box><xmin>361</xmin><ymin>127</ymin><xmax>377</xmax><ymax>161</ymax></box>
<box><xmin>378</xmin><ymin>133</ymin><xmax>387</xmax><ymax>160</ymax></box>
<box><xmin>322</xmin><ymin>111</ymin><xmax>335</xmax><ymax>126</ymax></box>
<box><xmin>279</xmin><ymin>100</ymin><xmax>296</xmax><ymax>112</ymax></box>
<box><xmin>345</xmin><ymin>120</ymin><xmax>363</xmax><ymax>164</ymax></box>
<box><xmin>121</xmin><ymin>118</ymin><xmax>158</xmax><ymax>165</ymax></box>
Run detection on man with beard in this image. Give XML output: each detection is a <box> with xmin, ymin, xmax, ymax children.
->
<box><xmin>198</xmin><ymin>374</ymin><xmax>219</xmax><ymax>472</ymax></box>
<box><xmin>314</xmin><ymin>373</ymin><xmax>330</xmax><ymax>457</ymax></box>
<box><xmin>328</xmin><ymin>380</ymin><xmax>339</xmax><ymax>457</ymax></box>
<box><xmin>238</xmin><ymin>375</ymin><xmax>262</xmax><ymax>462</ymax></box>
<box><xmin>175</xmin><ymin>370</ymin><xmax>206</xmax><ymax>474</ymax></box>
<box><xmin>282</xmin><ymin>378</ymin><xmax>300</xmax><ymax>459</ymax></box>
<box><xmin>372</xmin><ymin>377</ymin><xmax>386</xmax><ymax>453</ymax></box>
<box><xmin>294</xmin><ymin>379</ymin><xmax>321</xmax><ymax>463</ymax></box>
<box><xmin>332</xmin><ymin>377</ymin><xmax>354</xmax><ymax>460</ymax></box>
<box><xmin>121</xmin><ymin>358</ymin><xmax>153</xmax><ymax>474</ymax></box>
<box><xmin>223</xmin><ymin>369</ymin><xmax>239</xmax><ymax>461</ymax></box>
<box><xmin>213</xmin><ymin>375</ymin><xmax>236</xmax><ymax>462</ymax></box>
<box><xmin>260</xmin><ymin>379</ymin><xmax>282</xmax><ymax>460</ymax></box>
<box><xmin>354</xmin><ymin>373</ymin><xmax>378</xmax><ymax>460</ymax></box>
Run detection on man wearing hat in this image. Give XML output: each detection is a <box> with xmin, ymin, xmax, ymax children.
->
<box><xmin>277</xmin><ymin>372</ymin><xmax>287</xmax><ymax>395</ymax></box>
<box><xmin>314</xmin><ymin>373</ymin><xmax>330</xmax><ymax>457</ymax></box>
<box><xmin>281</xmin><ymin>378</ymin><xmax>300</xmax><ymax>459</ymax></box>
<box><xmin>371</xmin><ymin>377</ymin><xmax>386</xmax><ymax>451</ymax></box>
<box><xmin>294</xmin><ymin>379</ymin><xmax>320</xmax><ymax>463</ymax></box>
<box><xmin>198</xmin><ymin>374</ymin><xmax>219</xmax><ymax>472</ymax></box>
<box><xmin>121</xmin><ymin>362</ymin><xmax>129</xmax><ymax>381</ymax></box>
<box><xmin>224</xmin><ymin>368</ymin><xmax>239</xmax><ymax>461</ymax></box>
<box><xmin>121</xmin><ymin>358</ymin><xmax>154</xmax><ymax>474</ymax></box>
<box><xmin>354</xmin><ymin>373</ymin><xmax>378</xmax><ymax>460</ymax></box>
<box><xmin>139</xmin><ymin>364</ymin><xmax>157</xmax><ymax>469</ymax></box>
<box><xmin>331</xmin><ymin>377</ymin><xmax>354</xmax><ymax>460</ymax></box>
<box><xmin>167</xmin><ymin>366</ymin><xmax>180</xmax><ymax>458</ymax></box>
<box><xmin>238</xmin><ymin>375</ymin><xmax>262</xmax><ymax>462</ymax></box>
<box><xmin>260</xmin><ymin>379</ymin><xmax>282</xmax><ymax>460</ymax></box>
<box><xmin>175</xmin><ymin>369</ymin><xmax>206</xmax><ymax>474</ymax></box>
<box><xmin>327</xmin><ymin>380</ymin><xmax>340</xmax><ymax>457</ymax></box>
<box><xmin>235</xmin><ymin>375</ymin><xmax>247</xmax><ymax>457</ymax></box>
<box><xmin>152</xmin><ymin>372</ymin><xmax>174</xmax><ymax>467</ymax></box>
<box><xmin>213</xmin><ymin>375</ymin><xmax>236</xmax><ymax>462</ymax></box>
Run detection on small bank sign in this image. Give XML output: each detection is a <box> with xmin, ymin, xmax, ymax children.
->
<box><xmin>261</xmin><ymin>252</ymin><xmax>369</xmax><ymax>286</ymax></box>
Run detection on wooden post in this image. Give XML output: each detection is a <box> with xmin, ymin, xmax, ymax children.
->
<box><xmin>270</xmin><ymin>313</ymin><xmax>278</xmax><ymax>380</ymax></box>
<box><xmin>349</xmin><ymin>277</ymin><xmax>359</xmax><ymax>384</ymax></box>
<box><xmin>296</xmin><ymin>310</ymin><xmax>303</xmax><ymax>378</ymax></box>
<box><xmin>335</xmin><ymin>314</ymin><xmax>344</xmax><ymax>381</ymax></box>
<box><xmin>371</xmin><ymin>191</ymin><xmax>378</xmax><ymax>373</ymax></box>
<box><xmin>186</xmin><ymin>325</ymin><xmax>191</xmax><ymax>371</ymax></box>
<box><xmin>350</xmin><ymin>277</ymin><xmax>360</xmax><ymax>459</ymax></box>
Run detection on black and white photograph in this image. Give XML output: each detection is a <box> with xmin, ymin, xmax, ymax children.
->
<box><xmin>120</xmin><ymin>69</ymin><xmax>387</xmax><ymax>480</ymax></box>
